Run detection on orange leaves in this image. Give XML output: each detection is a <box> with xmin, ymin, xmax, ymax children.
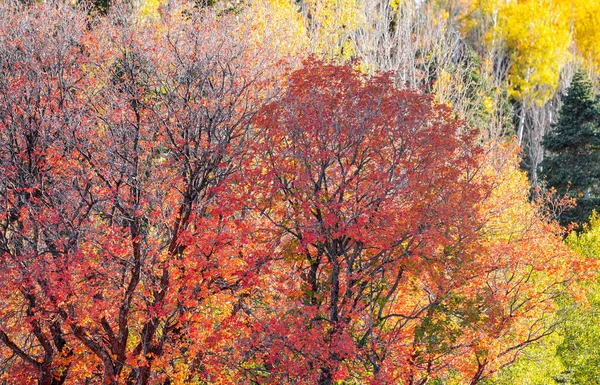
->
<box><xmin>0</xmin><ymin>2</ymin><xmax>589</xmax><ymax>384</ymax></box>
<box><xmin>246</xmin><ymin>58</ymin><xmax>488</xmax><ymax>383</ymax></box>
<box><xmin>238</xmin><ymin>59</ymin><xmax>590</xmax><ymax>385</ymax></box>
<box><xmin>0</xmin><ymin>2</ymin><xmax>277</xmax><ymax>384</ymax></box>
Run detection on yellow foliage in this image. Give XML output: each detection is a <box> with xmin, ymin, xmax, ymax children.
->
<box><xmin>482</xmin><ymin>96</ymin><xmax>493</xmax><ymax>114</ymax></box>
<box><xmin>567</xmin><ymin>211</ymin><xmax>600</xmax><ymax>259</ymax></box>
<box><xmin>495</xmin><ymin>0</ymin><xmax>571</xmax><ymax>104</ymax></box>
<box><xmin>472</xmin><ymin>140</ymin><xmax>583</xmax><ymax>375</ymax></box>
<box><xmin>245</xmin><ymin>0</ymin><xmax>366</xmax><ymax>60</ymax></box>
<box><xmin>389</xmin><ymin>0</ymin><xmax>401</xmax><ymax>12</ymax></box>
<box><xmin>477</xmin><ymin>0</ymin><xmax>504</xmax><ymax>15</ymax></box>
<box><xmin>300</xmin><ymin>0</ymin><xmax>364</xmax><ymax>59</ymax></box>
<box><xmin>138</xmin><ymin>0</ymin><xmax>163</xmax><ymax>20</ymax></box>
<box><xmin>247</xmin><ymin>0</ymin><xmax>309</xmax><ymax>58</ymax></box>
<box><xmin>573</xmin><ymin>0</ymin><xmax>600</xmax><ymax>69</ymax></box>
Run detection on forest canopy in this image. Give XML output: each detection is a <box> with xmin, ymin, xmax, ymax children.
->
<box><xmin>0</xmin><ymin>0</ymin><xmax>598</xmax><ymax>384</ymax></box>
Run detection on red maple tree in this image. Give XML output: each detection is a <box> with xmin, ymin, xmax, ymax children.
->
<box><xmin>0</xmin><ymin>2</ymin><xmax>275</xmax><ymax>384</ymax></box>
<box><xmin>238</xmin><ymin>59</ymin><xmax>585</xmax><ymax>385</ymax></box>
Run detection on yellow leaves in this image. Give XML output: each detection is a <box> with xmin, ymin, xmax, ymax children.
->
<box><xmin>572</xmin><ymin>0</ymin><xmax>600</xmax><ymax>69</ymax></box>
<box><xmin>567</xmin><ymin>211</ymin><xmax>600</xmax><ymax>259</ymax></box>
<box><xmin>340</xmin><ymin>37</ymin><xmax>357</xmax><ymax>61</ymax></box>
<box><xmin>246</xmin><ymin>0</ymin><xmax>308</xmax><ymax>58</ymax></box>
<box><xmin>482</xmin><ymin>96</ymin><xmax>493</xmax><ymax>114</ymax></box>
<box><xmin>69</xmin><ymin>354</ymin><xmax>100</xmax><ymax>382</ymax></box>
<box><xmin>467</xmin><ymin>0</ymin><xmax>600</xmax><ymax>104</ymax></box>
<box><xmin>473</xmin><ymin>0</ymin><xmax>600</xmax><ymax>102</ymax></box>
<box><xmin>301</xmin><ymin>0</ymin><xmax>364</xmax><ymax>58</ymax></box>
<box><xmin>165</xmin><ymin>360</ymin><xmax>194</xmax><ymax>385</ymax></box>
<box><xmin>494</xmin><ymin>0</ymin><xmax>571</xmax><ymax>104</ymax></box>
<box><xmin>477</xmin><ymin>0</ymin><xmax>504</xmax><ymax>16</ymax></box>
<box><xmin>433</xmin><ymin>70</ymin><xmax>465</xmax><ymax>117</ymax></box>
<box><xmin>389</xmin><ymin>0</ymin><xmax>402</xmax><ymax>12</ymax></box>
<box><xmin>476</xmin><ymin>142</ymin><xmax>532</xmax><ymax>239</ymax></box>
<box><xmin>138</xmin><ymin>0</ymin><xmax>164</xmax><ymax>21</ymax></box>
<box><xmin>440</xmin><ymin>9</ymin><xmax>450</xmax><ymax>21</ymax></box>
<box><xmin>248</xmin><ymin>0</ymin><xmax>365</xmax><ymax>60</ymax></box>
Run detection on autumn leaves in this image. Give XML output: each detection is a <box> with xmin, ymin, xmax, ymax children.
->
<box><xmin>248</xmin><ymin>61</ymin><xmax>486</xmax><ymax>384</ymax></box>
<box><xmin>0</xmin><ymin>1</ymin><xmax>589</xmax><ymax>385</ymax></box>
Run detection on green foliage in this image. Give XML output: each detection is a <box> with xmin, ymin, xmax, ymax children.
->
<box><xmin>541</xmin><ymin>70</ymin><xmax>600</xmax><ymax>226</ymax></box>
<box><xmin>80</xmin><ymin>0</ymin><xmax>111</xmax><ymax>15</ymax></box>
<box><xmin>482</xmin><ymin>332</ymin><xmax>565</xmax><ymax>385</ymax></box>
<box><xmin>488</xmin><ymin>211</ymin><xmax>600</xmax><ymax>385</ymax></box>
<box><xmin>555</xmin><ymin>212</ymin><xmax>600</xmax><ymax>385</ymax></box>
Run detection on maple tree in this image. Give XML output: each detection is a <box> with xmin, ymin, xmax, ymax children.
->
<box><xmin>0</xmin><ymin>2</ymin><xmax>91</xmax><ymax>383</ymax></box>
<box><xmin>487</xmin><ymin>209</ymin><xmax>600</xmax><ymax>385</ymax></box>
<box><xmin>236</xmin><ymin>60</ymin><xmax>585</xmax><ymax>385</ymax></box>
<box><xmin>0</xmin><ymin>1</ymin><xmax>275</xmax><ymax>384</ymax></box>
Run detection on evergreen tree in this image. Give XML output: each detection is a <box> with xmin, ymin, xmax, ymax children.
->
<box><xmin>541</xmin><ymin>70</ymin><xmax>600</xmax><ymax>226</ymax></box>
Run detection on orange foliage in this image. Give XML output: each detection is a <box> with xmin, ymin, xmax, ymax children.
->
<box><xmin>0</xmin><ymin>3</ymin><xmax>590</xmax><ymax>385</ymax></box>
<box><xmin>237</xmin><ymin>61</ymin><xmax>589</xmax><ymax>385</ymax></box>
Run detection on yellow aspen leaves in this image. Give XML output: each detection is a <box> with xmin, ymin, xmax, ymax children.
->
<box><xmin>246</xmin><ymin>0</ymin><xmax>309</xmax><ymax>57</ymax></box>
<box><xmin>495</xmin><ymin>0</ymin><xmax>571</xmax><ymax>104</ymax></box>
<box><xmin>572</xmin><ymin>0</ymin><xmax>600</xmax><ymax>69</ymax></box>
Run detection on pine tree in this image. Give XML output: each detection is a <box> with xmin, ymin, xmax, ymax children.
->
<box><xmin>541</xmin><ymin>70</ymin><xmax>600</xmax><ymax>226</ymax></box>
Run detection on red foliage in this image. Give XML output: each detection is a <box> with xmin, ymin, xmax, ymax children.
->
<box><xmin>0</xmin><ymin>2</ymin><xmax>273</xmax><ymax>384</ymax></box>
<box><xmin>0</xmin><ymin>3</ymin><xmax>588</xmax><ymax>384</ymax></box>
<box><xmin>240</xmin><ymin>58</ymin><xmax>486</xmax><ymax>384</ymax></box>
<box><xmin>237</xmin><ymin>60</ymin><xmax>585</xmax><ymax>385</ymax></box>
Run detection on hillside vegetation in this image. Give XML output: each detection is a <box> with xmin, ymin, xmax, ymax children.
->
<box><xmin>0</xmin><ymin>0</ymin><xmax>599</xmax><ymax>384</ymax></box>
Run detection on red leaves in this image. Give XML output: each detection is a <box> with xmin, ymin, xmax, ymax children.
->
<box><xmin>0</xmin><ymin>2</ymin><xmax>274</xmax><ymax>384</ymax></box>
<box><xmin>239</xmin><ymin>59</ymin><xmax>587</xmax><ymax>385</ymax></box>
<box><xmin>0</xmin><ymin>3</ymin><xmax>588</xmax><ymax>384</ymax></box>
<box><xmin>245</xmin><ymin>58</ymin><xmax>477</xmax><ymax>382</ymax></box>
